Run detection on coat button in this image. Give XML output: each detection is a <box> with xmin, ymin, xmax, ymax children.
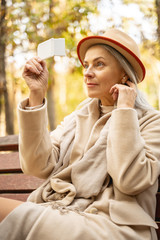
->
<box><xmin>90</xmin><ymin>207</ymin><xmax>98</xmax><ymax>214</ymax></box>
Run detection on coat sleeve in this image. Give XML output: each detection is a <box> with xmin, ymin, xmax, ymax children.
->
<box><xmin>107</xmin><ymin>108</ymin><xmax>160</xmax><ymax>195</ymax></box>
<box><xmin>18</xmin><ymin>98</ymin><xmax>64</xmax><ymax>179</ymax></box>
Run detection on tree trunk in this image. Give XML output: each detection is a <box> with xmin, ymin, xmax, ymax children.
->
<box><xmin>0</xmin><ymin>0</ymin><xmax>14</xmax><ymax>134</ymax></box>
<box><xmin>47</xmin><ymin>84</ymin><xmax>56</xmax><ymax>130</ymax></box>
<box><xmin>155</xmin><ymin>0</ymin><xmax>160</xmax><ymax>109</ymax></box>
<box><xmin>156</xmin><ymin>0</ymin><xmax>160</xmax><ymax>44</ymax></box>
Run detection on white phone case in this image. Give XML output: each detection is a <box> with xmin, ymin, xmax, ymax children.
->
<box><xmin>37</xmin><ymin>38</ymin><xmax>65</xmax><ymax>60</ymax></box>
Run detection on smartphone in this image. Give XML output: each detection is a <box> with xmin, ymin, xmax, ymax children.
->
<box><xmin>37</xmin><ymin>38</ymin><xmax>65</xmax><ymax>60</ymax></box>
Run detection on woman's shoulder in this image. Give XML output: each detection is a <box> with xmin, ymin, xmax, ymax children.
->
<box><xmin>143</xmin><ymin>108</ymin><xmax>160</xmax><ymax>119</ymax></box>
<box><xmin>136</xmin><ymin>107</ymin><xmax>160</xmax><ymax>129</ymax></box>
<box><xmin>136</xmin><ymin>106</ymin><xmax>160</xmax><ymax>119</ymax></box>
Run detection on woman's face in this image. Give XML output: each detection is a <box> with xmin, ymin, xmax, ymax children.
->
<box><xmin>83</xmin><ymin>45</ymin><xmax>125</xmax><ymax>106</ymax></box>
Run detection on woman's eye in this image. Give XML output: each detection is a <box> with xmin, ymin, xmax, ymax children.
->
<box><xmin>84</xmin><ymin>64</ymin><xmax>88</xmax><ymax>69</ymax></box>
<box><xmin>96</xmin><ymin>62</ymin><xmax>104</xmax><ymax>67</ymax></box>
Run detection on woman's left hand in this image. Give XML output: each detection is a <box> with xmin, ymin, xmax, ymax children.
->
<box><xmin>109</xmin><ymin>80</ymin><xmax>137</xmax><ymax>109</ymax></box>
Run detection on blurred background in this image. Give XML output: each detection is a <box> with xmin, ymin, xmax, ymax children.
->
<box><xmin>0</xmin><ymin>0</ymin><xmax>160</xmax><ymax>135</ymax></box>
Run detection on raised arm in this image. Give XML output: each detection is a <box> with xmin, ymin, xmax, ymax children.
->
<box><xmin>107</xmin><ymin>108</ymin><xmax>160</xmax><ymax>195</ymax></box>
<box><xmin>108</xmin><ymin>80</ymin><xmax>160</xmax><ymax>195</ymax></box>
<box><xmin>22</xmin><ymin>57</ymin><xmax>48</xmax><ymax>107</ymax></box>
<box><xmin>18</xmin><ymin>57</ymin><xmax>62</xmax><ymax>179</ymax></box>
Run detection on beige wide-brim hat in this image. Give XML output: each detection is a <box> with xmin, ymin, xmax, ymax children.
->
<box><xmin>77</xmin><ymin>29</ymin><xmax>146</xmax><ymax>82</ymax></box>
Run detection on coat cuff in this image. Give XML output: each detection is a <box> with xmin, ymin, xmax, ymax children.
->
<box><xmin>111</xmin><ymin>108</ymin><xmax>139</xmax><ymax>131</ymax></box>
<box><xmin>17</xmin><ymin>98</ymin><xmax>48</xmax><ymax>131</ymax></box>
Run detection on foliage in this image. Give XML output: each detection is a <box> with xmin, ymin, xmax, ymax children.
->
<box><xmin>55</xmin><ymin>70</ymin><xmax>86</xmax><ymax>125</ymax></box>
<box><xmin>121</xmin><ymin>0</ymin><xmax>160</xmax><ymax>109</ymax></box>
<box><xmin>1</xmin><ymin>0</ymin><xmax>99</xmax><ymax>133</ymax></box>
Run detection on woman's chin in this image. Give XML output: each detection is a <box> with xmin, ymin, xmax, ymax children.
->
<box><xmin>87</xmin><ymin>92</ymin><xmax>99</xmax><ymax>99</ymax></box>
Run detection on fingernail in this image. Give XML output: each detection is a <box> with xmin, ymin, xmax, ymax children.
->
<box><xmin>39</xmin><ymin>65</ymin><xmax>43</xmax><ymax>71</ymax></box>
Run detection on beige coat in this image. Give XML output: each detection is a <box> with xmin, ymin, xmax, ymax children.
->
<box><xmin>0</xmin><ymin>98</ymin><xmax>160</xmax><ymax>240</ymax></box>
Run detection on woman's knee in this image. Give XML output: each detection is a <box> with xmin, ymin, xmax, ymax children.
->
<box><xmin>0</xmin><ymin>197</ymin><xmax>23</xmax><ymax>222</ymax></box>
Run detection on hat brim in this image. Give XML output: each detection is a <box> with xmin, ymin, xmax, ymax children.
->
<box><xmin>77</xmin><ymin>36</ymin><xmax>145</xmax><ymax>82</ymax></box>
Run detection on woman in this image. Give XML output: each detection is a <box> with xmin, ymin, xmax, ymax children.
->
<box><xmin>0</xmin><ymin>29</ymin><xmax>160</xmax><ymax>240</ymax></box>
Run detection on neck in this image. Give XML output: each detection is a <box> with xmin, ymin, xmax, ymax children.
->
<box><xmin>100</xmin><ymin>97</ymin><xmax>115</xmax><ymax>106</ymax></box>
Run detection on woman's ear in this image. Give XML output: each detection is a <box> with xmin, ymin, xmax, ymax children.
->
<box><xmin>121</xmin><ymin>74</ymin><xmax>128</xmax><ymax>84</ymax></box>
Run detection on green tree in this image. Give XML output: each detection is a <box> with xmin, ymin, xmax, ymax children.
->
<box><xmin>121</xmin><ymin>0</ymin><xmax>160</xmax><ymax>109</ymax></box>
<box><xmin>156</xmin><ymin>0</ymin><xmax>160</xmax><ymax>47</ymax></box>
<box><xmin>0</xmin><ymin>0</ymin><xmax>14</xmax><ymax>134</ymax></box>
<box><xmin>155</xmin><ymin>0</ymin><xmax>160</xmax><ymax>109</ymax></box>
<box><xmin>1</xmin><ymin>0</ymin><xmax>99</xmax><ymax>133</ymax></box>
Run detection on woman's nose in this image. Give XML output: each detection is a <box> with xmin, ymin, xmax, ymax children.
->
<box><xmin>84</xmin><ymin>67</ymin><xmax>94</xmax><ymax>78</ymax></box>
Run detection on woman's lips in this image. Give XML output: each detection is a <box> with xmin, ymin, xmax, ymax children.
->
<box><xmin>87</xmin><ymin>83</ymin><xmax>98</xmax><ymax>87</ymax></box>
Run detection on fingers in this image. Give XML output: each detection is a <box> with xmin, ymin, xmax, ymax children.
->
<box><xmin>24</xmin><ymin>57</ymin><xmax>44</xmax><ymax>75</ymax></box>
<box><xmin>109</xmin><ymin>81</ymin><xmax>137</xmax><ymax>99</ymax></box>
<box><xmin>109</xmin><ymin>82</ymin><xmax>137</xmax><ymax>108</ymax></box>
<box><xmin>110</xmin><ymin>81</ymin><xmax>137</xmax><ymax>95</ymax></box>
<box><xmin>110</xmin><ymin>86</ymin><xmax>119</xmax><ymax>101</ymax></box>
<box><xmin>125</xmin><ymin>80</ymin><xmax>137</xmax><ymax>90</ymax></box>
<box><xmin>109</xmin><ymin>84</ymin><xmax>120</xmax><ymax>96</ymax></box>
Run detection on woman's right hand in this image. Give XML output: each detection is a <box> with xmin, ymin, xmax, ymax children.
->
<box><xmin>109</xmin><ymin>81</ymin><xmax>137</xmax><ymax>109</ymax></box>
<box><xmin>22</xmin><ymin>57</ymin><xmax>49</xmax><ymax>106</ymax></box>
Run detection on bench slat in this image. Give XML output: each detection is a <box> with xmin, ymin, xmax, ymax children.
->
<box><xmin>0</xmin><ymin>174</ymin><xmax>44</xmax><ymax>192</ymax></box>
<box><xmin>0</xmin><ymin>193</ymin><xmax>30</xmax><ymax>201</ymax></box>
<box><xmin>0</xmin><ymin>152</ymin><xmax>21</xmax><ymax>173</ymax></box>
<box><xmin>0</xmin><ymin>135</ymin><xmax>18</xmax><ymax>151</ymax></box>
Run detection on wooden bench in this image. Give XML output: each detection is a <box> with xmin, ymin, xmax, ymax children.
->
<box><xmin>0</xmin><ymin>135</ymin><xmax>44</xmax><ymax>201</ymax></box>
<box><xmin>0</xmin><ymin>135</ymin><xmax>159</xmax><ymax>238</ymax></box>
